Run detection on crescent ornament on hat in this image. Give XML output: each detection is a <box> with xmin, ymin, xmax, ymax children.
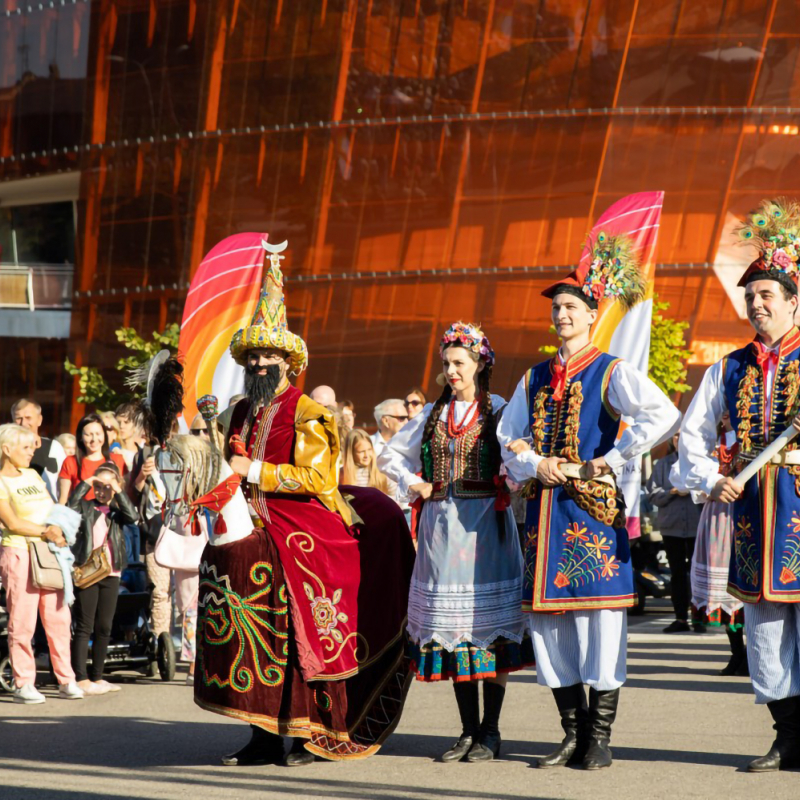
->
<box><xmin>228</xmin><ymin>239</ymin><xmax>309</xmax><ymax>375</ymax></box>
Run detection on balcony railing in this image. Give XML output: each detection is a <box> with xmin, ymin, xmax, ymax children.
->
<box><xmin>0</xmin><ymin>264</ymin><xmax>73</xmax><ymax>311</ymax></box>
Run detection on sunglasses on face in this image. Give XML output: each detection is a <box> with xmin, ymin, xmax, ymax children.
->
<box><xmin>386</xmin><ymin>414</ymin><xmax>409</xmax><ymax>421</ymax></box>
<box><xmin>103</xmin><ymin>426</ymin><xmax>115</xmax><ymax>432</ymax></box>
<box><xmin>190</xmin><ymin>429</ymin><xmax>209</xmax><ymax>436</ymax></box>
<box><xmin>404</xmin><ymin>400</ymin><xmax>422</xmax><ymax>408</ymax></box>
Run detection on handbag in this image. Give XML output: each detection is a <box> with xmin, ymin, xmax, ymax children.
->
<box><xmin>154</xmin><ymin>519</ymin><xmax>207</xmax><ymax>572</ymax></box>
<box><xmin>28</xmin><ymin>539</ymin><xmax>65</xmax><ymax>591</ymax></box>
<box><xmin>73</xmin><ymin>546</ymin><xmax>111</xmax><ymax>590</ymax></box>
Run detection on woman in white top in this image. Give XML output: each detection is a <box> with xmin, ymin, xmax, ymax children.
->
<box><xmin>378</xmin><ymin>322</ymin><xmax>533</xmax><ymax>763</ymax></box>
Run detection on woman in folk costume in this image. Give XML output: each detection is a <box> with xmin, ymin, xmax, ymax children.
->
<box><xmin>497</xmin><ymin>233</ymin><xmax>679</xmax><ymax>770</ymax></box>
<box><xmin>378</xmin><ymin>322</ymin><xmax>534</xmax><ymax>763</ymax></box>
<box><xmin>676</xmin><ymin>413</ymin><xmax>747</xmax><ymax>675</ymax></box>
<box><xmin>674</xmin><ymin>200</ymin><xmax>800</xmax><ymax>772</ymax></box>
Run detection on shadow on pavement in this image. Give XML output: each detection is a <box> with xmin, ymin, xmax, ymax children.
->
<box><xmin>627</xmin><ymin>650</ymin><xmax>729</xmax><ymax>663</ymax></box>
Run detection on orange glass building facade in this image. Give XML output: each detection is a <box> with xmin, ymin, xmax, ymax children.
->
<box><xmin>2</xmin><ymin>0</ymin><xmax>800</xmax><ymax>431</ymax></box>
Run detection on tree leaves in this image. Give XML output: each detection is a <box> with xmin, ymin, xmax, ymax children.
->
<box><xmin>64</xmin><ymin>323</ymin><xmax>180</xmax><ymax>408</ymax></box>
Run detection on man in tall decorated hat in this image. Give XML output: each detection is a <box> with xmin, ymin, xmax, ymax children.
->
<box><xmin>195</xmin><ymin>240</ymin><xmax>415</xmax><ymax>767</ymax></box>
<box><xmin>673</xmin><ymin>199</ymin><xmax>800</xmax><ymax>772</ymax></box>
<box><xmin>497</xmin><ymin>232</ymin><xmax>680</xmax><ymax>771</ymax></box>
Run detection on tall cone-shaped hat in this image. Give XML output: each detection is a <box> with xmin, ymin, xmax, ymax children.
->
<box><xmin>229</xmin><ymin>239</ymin><xmax>308</xmax><ymax>375</ymax></box>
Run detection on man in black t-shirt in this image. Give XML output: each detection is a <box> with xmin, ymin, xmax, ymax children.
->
<box><xmin>11</xmin><ymin>398</ymin><xmax>65</xmax><ymax>501</ymax></box>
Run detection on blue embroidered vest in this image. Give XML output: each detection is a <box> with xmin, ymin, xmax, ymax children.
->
<box><xmin>723</xmin><ymin>328</ymin><xmax>800</xmax><ymax>603</ymax></box>
<box><xmin>522</xmin><ymin>344</ymin><xmax>635</xmax><ymax>612</ymax></box>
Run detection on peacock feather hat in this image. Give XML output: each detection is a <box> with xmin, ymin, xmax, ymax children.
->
<box><xmin>229</xmin><ymin>239</ymin><xmax>308</xmax><ymax>375</ymax></box>
<box><xmin>736</xmin><ymin>198</ymin><xmax>800</xmax><ymax>295</ymax></box>
<box><xmin>542</xmin><ymin>231</ymin><xmax>646</xmax><ymax>311</ymax></box>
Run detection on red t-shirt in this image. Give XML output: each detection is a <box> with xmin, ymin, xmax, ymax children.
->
<box><xmin>59</xmin><ymin>453</ymin><xmax>127</xmax><ymax>501</ymax></box>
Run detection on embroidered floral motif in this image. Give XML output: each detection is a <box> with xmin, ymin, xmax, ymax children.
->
<box><xmin>305</xmin><ymin>584</ymin><xmax>349</xmax><ymax>642</ymax></box>
<box><xmin>780</xmin><ymin>524</ymin><xmax>800</xmax><ymax>585</ymax></box>
<box><xmin>199</xmin><ymin>561</ymin><xmax>289</xmax><ymax>693</ymax></box>
<box><xmin>736</xmin><ymin>365</ymin><xmax>759</xmax><ymax>454</ymax></box>
<box><xmin>523</xmin><ymin>525</ymin><xmax>538</xmax><ymax>586</ymax></box>
<box><xmin>560</xmin><ymin>382</ymin><xmax>583</xmax><ymax>463</ymax></box>
<box><xmin>784</xmin><ymin>362</ymin><xmax>800</xmax><ymax>421</ymax></box>
<box><xmin>734</xmin><ymin>517</ymin><xmax>759</xmax><ymax>588</ymax></box>
<box><xmin>554</xmin><ymin>523</ymin><xmax>619</xmax><ymax>588</ymax></box>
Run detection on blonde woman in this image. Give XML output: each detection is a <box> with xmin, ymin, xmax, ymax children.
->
<box><xmin>340</xmin><ymin>428</ymin><xmax>391</xmax><ymax>495</ymax></box>
<box><xmin>0</xmin><ymin>424</ymin><xmax>84</xmax><ymax>703</ymax></box>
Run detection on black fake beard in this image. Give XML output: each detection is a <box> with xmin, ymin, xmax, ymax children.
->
<box><xmin>244</xmin><ymin>363</ymin><xmax>282</xmax><ymax>408</ymax></box>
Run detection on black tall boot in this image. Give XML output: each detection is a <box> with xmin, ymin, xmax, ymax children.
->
<box><xmin>719</xmin><ymin>627</ymin><xmax>747</xmax><ymax>677</ymax></box>
<box><xmin>467</xmin><ymin>681</ymin><xmax>505</xmax><ymax>762</ymax></box>
<box><xmin>538</xmin><ymin>684</ymin><xmax>590</xmax><ymax>768</ymax></box>
<box><xmin>285</xmin><ymin>737</ymin><xmax>315</xmax><ymax>767</ymax></box>
<box><xmin>747</xmin><ymin>696</ymin><xmax>800</xmax><ymax>772</ymax></box>
<box><xmin>441</xmin><ymin>682</ymin><xmax>480</xmax><ymax>762</ymax></box>
<box><xmin>582</xmin><ymin>688</ymin><xmax>619</xmax><ymax>770</ymax></box>
<box><xmin>221</xmin><ymin>724</ymin><xmax>284</xmax><ymax>766</ymax></box>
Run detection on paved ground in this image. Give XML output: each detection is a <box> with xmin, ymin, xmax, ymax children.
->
<box><xmin>1</xmin><ymin>601</ymin><xmax>798</xmax><ymax>800</ymax></box>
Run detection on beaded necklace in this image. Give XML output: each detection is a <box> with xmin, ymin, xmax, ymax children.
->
<box><xmin>446</xmin><ymin>397</ymin><xmax>481</xmax><ymax>438</ymax></box>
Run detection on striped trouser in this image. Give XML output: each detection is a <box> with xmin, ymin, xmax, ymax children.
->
<box><xmin>744</xmin><ymin>600</ymin><xmax>800</xmax><ymax>704</ymax></box>
<box><xmin>530</xmin><ymin>609</ymin><xmax>627</xmax><ymax>691</ymax></box>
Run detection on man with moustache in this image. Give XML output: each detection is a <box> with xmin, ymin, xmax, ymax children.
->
<box><xmin>195</xmin><ymin>241</ymin><xmax>414</xmax><ymax>768</ymax></box>
<box><xmin>673</xmin><ymin>200</ymin><xmax>800</xmax><ymax>772</ymax></box>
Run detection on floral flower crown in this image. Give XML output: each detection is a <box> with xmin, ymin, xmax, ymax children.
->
<box><xmin>737</xmin><ymin>198</ymin><xmax>800</xmax><ymax>280</ymax></box>
<box><xmin>581</xmin><ymin>231</ymin><xmax>646</xmax><ymax>310</ymax></box>
<box><xmin>439</xmin><ymin>321</ymin><xmax>495</xmax><ymax>366</ymax></box>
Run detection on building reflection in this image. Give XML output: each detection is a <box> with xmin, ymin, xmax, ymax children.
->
<box><xmin>1</xmin><ymin>0</ymin><xmax>799</xmax><ymax>429</ymax></box>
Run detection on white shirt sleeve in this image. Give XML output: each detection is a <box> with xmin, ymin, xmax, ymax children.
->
<box><xmin>497</xmin><ymin>374</ymin><xmax>544</xmax><ymax>482</ymax></box>
<box><xmin>247</xmin><ymin>460</ymin><xmax>263</xmax><ymax>484</ymax></box>
<box><xmin>604</xmin><ymin>361</ymin><xmax>682</xmax><ymax>470</ymax></box>
<box><xmin>377</xmin><ymin>405</ymin><xmax>430</xmax><ymax>496</ymax></box>
<box><xmin>672</xmin><ymin>359</ymin><xmax>728</xmax><ymax>495</ymax></box>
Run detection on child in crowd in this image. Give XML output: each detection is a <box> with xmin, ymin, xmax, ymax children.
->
<box><xmin>340</xmin><ymin>428</ymin><xmax>391</xmax><ymax>495</ymax></box>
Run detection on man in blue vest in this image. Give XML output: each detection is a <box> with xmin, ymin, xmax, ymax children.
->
<box><xmin>675</xmin><ymin>199</ymin><xmax>800</xmax><ymax>772</ymax></box>
<box><xmin>498</xmin><ymin>234</ymin><xmax>679</xmax><ymax>770</ymax></box>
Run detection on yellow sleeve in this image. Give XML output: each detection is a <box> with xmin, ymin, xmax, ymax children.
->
<box><xmin>257</xmin><ymin>406</ymin><xmax>334</xmax><ymax>495</ymax></box>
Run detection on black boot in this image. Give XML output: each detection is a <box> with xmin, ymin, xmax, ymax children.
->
<box><xmin>467</xmin><ymin>681</ymin><xmax>504</xmax><ymax>762</ymax></box>
<box><xmin>582</xmin><ymin>688</ymin><xmax>619</xmax><ymax>770</ymax></box>
<box><xmin>284</xmin><ymin>737</ymin><xmax>315</xmax><ymax>767</ymax></box>
<box><xmin>441</xmin><ymin>682</ymin><xmax>480</xmax><ymax>762</ymax></box>
<box><xmin>538</xmin><ymin>684</ymin><xmax>590</xmax><ymax>768</ymax></box>
<box><xmin>747</xmin><ymin>696</ymin><xmax>800</xmax><ymax>772</ymax></box>
<box><xmin>719</xmin><ymin>627</ymin><xmax>747</xmax><ymax>676</ymax></box>
<box><xmin>221</xmin><ymin>725</ymin><xmax>284</xmax><ymax>766</ymax></box>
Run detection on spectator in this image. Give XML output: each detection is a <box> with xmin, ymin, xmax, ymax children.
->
<box><xmin>340</xmin><ymin>429</ymin><xmax>391</xmax><ymax>495</ymax></box>
<box><xmin>404</xmin><ymin>387</ymin><xmax>427</xmax><ymax>420</ymax></box>
<box><xmin>189</xmin><ymin>413</ymin><xmax>210</xmax><ymax>439</ymax></box>
<box><xmin>646</xmin><ymin>431</ymin><xmax>704</xmax><ymax>634</ymax></box>
<box><xmin>58</xmin><ymin>414</ymin><xmax>127</xmax><ymax>504</ymax></box>
<box><xmin>56</xmin><ymin>433</ymin><xmax>76</xmax><ymax>457</ymax></box>
<box><xmin>0</xmin><ymin>424</ymin><xmax>84</xmax><ymax>703</ymax></box>
<box><xmin>11</xmin><ymin>398</ymin><xmax>66</xmax><ymax>501</ymax></box>
<box><xmin>309</xmin><ymin>385</ymin><xmax>337</xmax><ymax>407</ymax></box>
<box><xmin>340</xmin><ymin>400</ymin><xmax>356</xmax><ymax>432</ymax></box>
<box><xmin>68</xmin><ymin>461</ymin><xmax>137</xmax><ymax>695</ymax></box>
<box><xmin>99</xmin><ymin>412</ymin><xmax>121</xmax><ymax>453</ymax></box>
<box><xmin>115</xmin><ymin>401</ymin><xmax>145</xmax><ymax>472</ymax></box>
<box><xmin>371</xmin><ymin>399</ymin><xmax>408</xmax><ymax>459</ymax></box>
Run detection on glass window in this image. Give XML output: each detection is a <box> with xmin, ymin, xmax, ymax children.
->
<box><xmin>0</xmin><ymin>201</ymin><xmax>75</xmax><ymax>265</ymax></box>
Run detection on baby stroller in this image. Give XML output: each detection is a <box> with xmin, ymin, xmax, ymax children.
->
<box><xmin>94</xmin><ymin>562</ymin><xmax>175</xmax><ymax>681</ymax></box>
<box><xmin>0</xmin><ymin>586</ymin><xmax>11</xmax><ymax>693</ymax></box>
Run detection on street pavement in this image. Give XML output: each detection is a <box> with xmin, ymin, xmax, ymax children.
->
<box><xmin>1</xmin><ymin>600</ymin><xmax>798</xmax><ymax>800</ymax></box>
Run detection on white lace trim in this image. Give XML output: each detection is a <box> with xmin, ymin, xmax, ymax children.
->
<box><xmin>407</xmin><ymin>576</ymin><xmax>530</xmax><ymax>652</ymax></box>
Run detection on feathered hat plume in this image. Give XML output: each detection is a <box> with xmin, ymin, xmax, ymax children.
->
<box><xmin>736</xmin><ymin>198</ymin><xmax>800</xmax><ymax>293</ymax></box>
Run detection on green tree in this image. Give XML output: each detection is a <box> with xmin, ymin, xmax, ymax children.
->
<box><xmin>537</xmin><ymin>296</ymin><xmax>691</xmax><ymax>394</ymax></box>
<box><xmin>64</xmin><ymin>323</ymin><xmax>180</xmax><ymax>407</ymax></box>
